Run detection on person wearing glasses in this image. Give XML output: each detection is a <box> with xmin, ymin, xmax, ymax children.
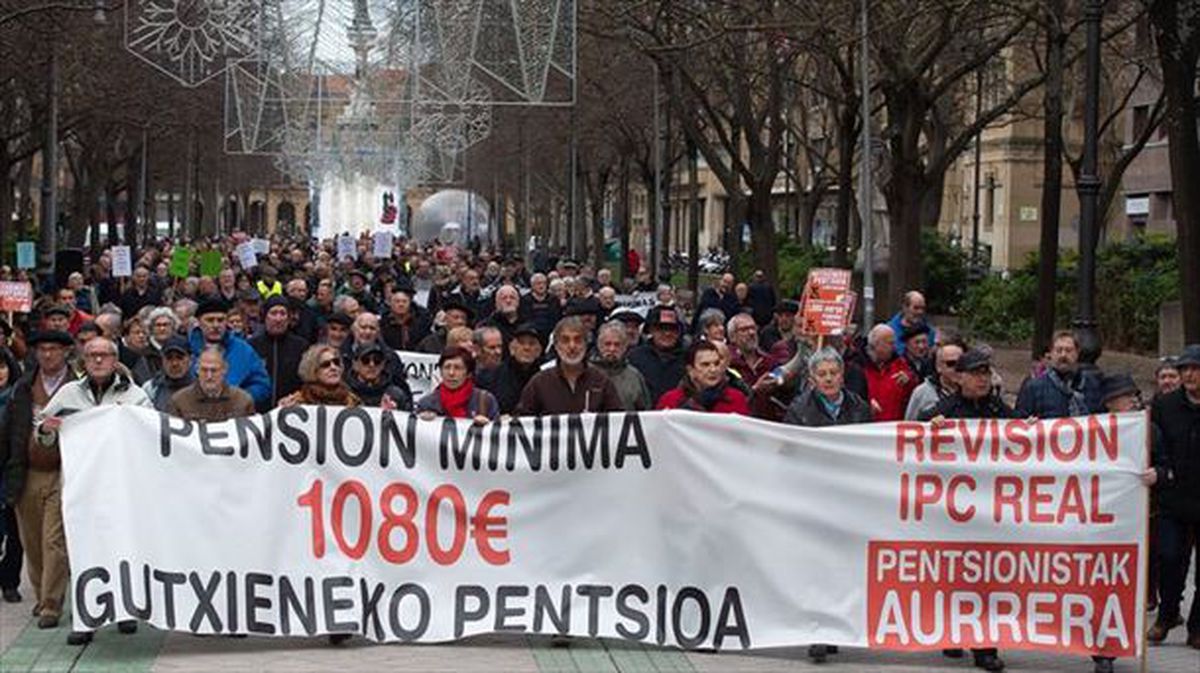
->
<box><xmin>277</xmin><ymin>345</ymin><xmax>359</xmax><ymax>409</ymax></box>
<box><xmin>416</xmin><ymin>347</ymin><xmax>498</xmax><ymax>423</ymax></box>
<box><xmin>904</xmin><ymin>336</ymin><xmax>967</xmax><ymax>420</ymax></box>
<box><xmin>345</xmin><ymin>342</ymin><xmax>411</xmax><ymax>410</ymax></box>
<box><xmin>36</xmin><ymin>336</ymin><xmax>151</xmax><ymax>646</ymax></box>
<box><xmin>166</xmin><ymin>347</ymin><xmax>255</xmax><ymax>422</ymax></box>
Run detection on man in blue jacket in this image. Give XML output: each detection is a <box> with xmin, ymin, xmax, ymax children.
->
<box><xmin>188</xmin><ymin>299</ymin><xmax>272</xmax><ymax>408</ymax></box>
<box><xmin>1015</xmin><ymin>329</ymin><xmax>1101</xmax><ymax>418</ymax></box>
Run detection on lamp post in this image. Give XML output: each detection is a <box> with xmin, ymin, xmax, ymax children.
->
<box><xmin>1073</xmin><ymin>0</ymin><xmax>1102</xmax><ymax>365</ymax></box>
<box><xmin>858</xmin><ymin>0</ymin><xmax>875</xmax><ymax>328</ymax></box>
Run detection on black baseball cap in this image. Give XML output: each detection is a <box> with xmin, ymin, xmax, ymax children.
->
<box><xmin>161</xmin><ymin>336</ymin><xmax>190</xmax><ymax>356</ymax></box>
<box><xmin>955</xmin><ymin>349</ymin><xmax>992</xmax><ymax>373</ymax></box>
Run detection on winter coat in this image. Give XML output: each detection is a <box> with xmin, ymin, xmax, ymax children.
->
<box><xmin>167</xmin><ymin>382</ymin><xmax>256</xmax><ymax>422</ymax></box>
<box><xmin>188</xmin><ymin>327</ymin><xmax>272</xmax><ymax>407</ymax></box>
<box><xmin>0</xmin><ymin>365</ymin><xmax>80</xmax><ymax>504</ymax></box>
<box><xmin>475</xmin><ymin>358</ymin><xmax>541</xmax><ymax>415</ymax></box>
<box><xmin>1015</xmin><ymin>368</ymin><xmax>1103</xmax><ymax>419</ymax></box>
<box><xmin>886</xmin><ymin>312</ymin><xmax>937</xmax><ymax>356</ymax></box>
<box><xmin>416</xmin><ymin>385</ymin><xmax>499</xmax><ymax>420</ymax></box>
<box><xmin>380</xmin><ymin>310</ymin><xmax>432</xmax><ymax>352</ymax></box>
<box><xmin>143</xmin><ymin>371</ymin><xmax>195</xmax><ymax>412</ymax></box>
<box><xmin>919</xmin><ymin>391</ymin><xmax>1015</xmax><ymax>422</ymax></box>
<box><xmin>347</xmin><ymin>374</ymin><xmax>413</xmax><ymax>410</ymax></box>
<box><xmin>1151</xmin><ymin>388</ymin><xmax>1200</xmax><ymax>522</ymax></box>
<box><xmin>627</xmin><ymin>342</ymin><xmax>686</xmax><ymax>404</ymax></box>
<box><xmin>863</xmin><ymin>354</ymin><xmax>917</xmax><ymax>422</ymax></box>
<box><xmin>905</xmin><ymin>376</ymin><xmax>953</xmax><ymax>421</ymax></box>
<box><xmin>35</xmin><ymin>369</ymin><xmax>153</xmax><ymax>450</ymax></box>
<box><xmin>519</xmin><ymin>293</ymin><xmax>560</xmax><ymax>341</ymax></box>
<box><xmin>783</xmin><ymin>389</ymin><xmax>872</xmax><ymax>427</ymax></box>
<box><xmin>250</xmin><ymin>331</ymin><xmax>308</xmax><ymax>411</ymax></box>
<box><xmin>517</xmin><ymin>364</ymin><xmax>624</xmax><ymax>415</ymax></box>
<box><xmin>656</xmin><ymin>382</ymin><xmax>750</xmax><ymax>415</ymax></box>
<box><xmin>590</xmin><ymin>357</ymin><xmax>653</xmax><ymax>411</ymax></box>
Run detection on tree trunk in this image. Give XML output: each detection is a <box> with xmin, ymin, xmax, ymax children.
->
<box><xmin>747</xmin><ymin>187</ymin><xmax>778</xmax><ymax>286</ymax></box>
<box><xmin>1153</xmin><ymin>3</ymin><xmax>1200</xmax><ymax>341</ymax></box>
<box><xmin>833</xmin><ymin>74</ymin><xmax>858</xmax><ymax>267</ymax></box>
<box><xmin>0</xmin><ymin>158</ymin><xmax>14</xmax><ymax>254</ymax></box>
<box><xmin>1034</xmin><ymin>0</ymin><xmax>1066</xmax><ymax>360</ymax></box>
<box><xmin>589</xmin><ymin>185</ymin><xmax>605</xmax><ymax>271</ymax></box>
<box><xmin>882</xmin><ymin>164</ymin><xmax>928</xmax><ymax>308</ymax></box>
<box><xmin>687</xmin><ymin>143</ymin><xmax>700</xmax><ymax>299</ymax></box>
<box><xmin>618</xmin><ymin>158</ymin><xmax>631</xmax><ymax>279</ymax></box>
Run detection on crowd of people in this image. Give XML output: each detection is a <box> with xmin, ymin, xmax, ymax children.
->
<box><xmin>0</xmin><ymin>232</ymin><xmax>1194</xmax><ymax>671</ymax></box>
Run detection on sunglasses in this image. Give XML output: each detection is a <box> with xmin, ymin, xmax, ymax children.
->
<box><xmin>358</xmin><ymin>355</ymin><xmax>385</xmax><ymax>365</ymax></box>
<box><xmin>318</xmin><ymin>358</ymin><xmax>342</xmax><ymax>370</ymax></box>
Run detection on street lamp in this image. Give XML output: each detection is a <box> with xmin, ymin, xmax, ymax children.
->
<box><xmin>1073</xmin><ymin>0</ymin><xmax>1102</xmax><ymax>364</ymax></box>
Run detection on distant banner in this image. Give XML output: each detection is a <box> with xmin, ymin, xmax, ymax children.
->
<box><xmin>61</xmin><ymin>409</ymin><xmax>1147</xmax><ymax>657</ymax></box>
<box><xmin>613</xmin><ymin>292</ymin><xmax>657</xmax><ymax>317</ymax></box>
<box><xmin>397</xmin><ymin>350</ymin><xmax>441</xmax><ymax>397</ymax></box>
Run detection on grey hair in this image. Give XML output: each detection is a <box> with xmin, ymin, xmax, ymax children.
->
<box><xmin>144</xmin><ymin>306</ymin><xmax>180</xmax><ymax>333</ymax></box>
<box><xmin>597</xmin><ymin>320</ymin><xmax>627</xmax><ymax>344</ymax></box>
<box><xmin>472</xmin><ymin>326</ymin><xmax>501</xmax><ymax>347</ymax></box>
<box><xmin>726</xmin><ymin>312</ymin><xmax>755</xmax><ymax>335</ymax></box>
<box><xmin>867</xmin><ymin>323</ymin><xmax>895</xmax><ymax>347</ymax></box>
<box><xmin>807</xmin><ymin>347</ymin><xmax>844</xmax><ymax>373</ymax></box>
<box><xmin>698</xmin><ymin>308</ymin><xmax>726</xmax><ymax>331</ymax></box>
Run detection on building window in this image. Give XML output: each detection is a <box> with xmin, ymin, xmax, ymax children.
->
<box><xmin>1132</xmin><ymin>105</ymin><xmax>1149</xmax><ymax>140</ymax></box>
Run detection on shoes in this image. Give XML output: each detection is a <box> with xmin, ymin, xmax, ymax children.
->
<box><xmin>117</xmin><ymin>621</ymin><xmax>137</xmax><ymax>635</ymax></box>
<box><xmin>1187</xmin><ymin>631</ymin><xmax>1200</xmax><ymax>650</ymax></box>
<box><xmin>328</xmin><ymin>633</ymin><xmax>352</xmax><ymax>645</ymax></box>
<box><xmin>1093</xmin><ymin>657</ymin><xmax>1114</xmax><ymax>673</ymax></box>
<box><xmin>30</xmin><ymin>603</ymin><xmax>40</xmax><ymax>617</ymax></box>
<box><xmin>36</xmin><ymin>615</ymin><xmax>59</xmax><ymax>629</ymax></box>
<box><xmin>807</xmin><ymin>644</ymin><xmax>829</xmax><ymax>663</ymax></box>
<box><xmin>1147</xmin><ymin>615</ymin><xmax>1182</xmax><ymax>643</ymax></box>
<box><xmin>942</xmin><ymin>648</ymin><xmax>965</xmax><ymax>658</ymax></box>
<box><xmin>1</xmin><ymin>588</ymin><xmax>20</xmax><ymax>603</ymax></box>
<box><xmin>66</xmin><ymin>631</ymin><xmax>93</xmax><ymax>646</ymax></box>
<box><xmin>973</xmin><ymin>652</ymin><xmax>1005</xmax><ymax>671</ymax></box>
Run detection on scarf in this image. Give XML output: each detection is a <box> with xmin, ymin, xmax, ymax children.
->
<box><xmin>300</xmin><ymin>382</ymin><xmax>358</xmax><ymax>407</ymax></box>
<box><xmin>438</xmin><ymin>379</ymin><xmax>475</xmax><ymax>418</ymax></box>
<box><xmin>816</xmin><ymin>391</ymin><xmax>844</xmax><ymax>420</ymax></box>
<box><xmin>1047</xmin><ymin>369</ymin><xmax>1088</xmax><ymax>416</ymax></box>
<box><xmin>679</xmin><ymin>377</ymin><xmax>728</xmax><ymax>411</ymax></box>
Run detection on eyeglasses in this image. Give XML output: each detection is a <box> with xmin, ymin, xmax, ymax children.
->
<box><xmin>358</xmin><ymin>355</ymin><xmax>385</xmax><ymax>365</ymax></box>
<box><xmin>85</xmin><ymin>352</ymin><xmax>116</xmax><ymax>361</ymax></box>
<box><xmin>318</xmin><ymin>358</ymin><xmax>342</xmax><ymax>370</ymax></box>
<box><xmin>943</xmin><ymin>360</ymin><xmax>959</xmax><ymax>368</ymax></box>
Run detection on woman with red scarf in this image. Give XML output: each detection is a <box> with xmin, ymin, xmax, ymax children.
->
<box><xmin>655</xmin><ymin>340</ymin><xmax>750</xmax><ymax>415</ymax></box>
<box><xmin>415</xmin><ymin>346</ymin><xmax>498</xmax><ymax>423</ymax></box>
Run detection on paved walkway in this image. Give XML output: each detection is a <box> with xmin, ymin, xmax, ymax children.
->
<box><xmin>2</xmin><ymin>574</ymin><xmax>1196</xmax><ymax>673</ymax></box>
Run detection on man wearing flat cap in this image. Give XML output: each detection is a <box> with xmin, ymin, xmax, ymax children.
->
<box><xmin>250</xmin><ymin>295</ymin><xmax>307</xmax><ymax>410</ymax></box>
<box><xmin>919</xmin><ymin>347</ymin><xmax>1012</xmax><ymax>672</ymax></box>
<box><xmin>0</xmin><ymin>330</ymin><xmax>79</xmax><ymax>631</ymax></box>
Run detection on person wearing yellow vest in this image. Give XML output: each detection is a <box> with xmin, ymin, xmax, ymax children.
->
<box><xmin>255</xmin><ymin>265</ymin><xmax>282</xmax><ymax>299</ymax></box>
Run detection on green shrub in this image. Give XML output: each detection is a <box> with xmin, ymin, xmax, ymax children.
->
<box><xmin>959</xmin><ymin>234</ymin><xmax>1178</xmax><ymax>352</ymax></box>
<box><xmin>920</xmin><ymin>229</ymin><xmax>970</xmax><ymax>313</ymax></box>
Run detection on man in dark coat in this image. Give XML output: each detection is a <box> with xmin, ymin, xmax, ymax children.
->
<box><xmin>919</xmin><ymin>348</ymin><xmax>1010</xmax><ymax>671</ymax></box>
<box><xmin>1148</xmin><ymin>343</ymin><xmax>1200</xmax><ymax>650</ymax></box>
<box><xmin>250</xmin><ymin>296</ymin><xmax>307</xmax><ymax>411</ymax></box>
<box><xmin>627</xmin><ymin>306</ymin><xmax>687</xmax><ymax>403</ymax></box>
<box><xmin>476</xmin><ymin>324</ymin><xmax>545</xmax><ymax>414</ymax></box>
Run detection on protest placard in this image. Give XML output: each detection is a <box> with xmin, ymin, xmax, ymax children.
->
<box><xmin>0</xmin><ymin>281</ymin><xmax>33</xmax><ymax>313</ymax></box>
<box><xmin>111</xmin><ymin>246</ymin><xmax>133</xmax><ymax>277</ymax></box>
<box><xmin>800</xmin><ymin>267</ymin><xmax>853</xmax><ymax>335</ymax></box>
<box><xmin>15</xmin><ymin>241</ymin><xmax>36</xmax><ymax>269</ymax></box>
<box><xmin>337</xmin><ymin>235</ymin><xmax>357</xmax><ymax>261</ymax></box>
<box><xmin>373</xmin><ymin>230</ymin><xmax>394</xmax><ymax>259</ymax></box>
<box><xmin>62</xmin><ymin>408</ymin><xmax>1148</xmax><ymax>659</ymax></box>
<box><xmin>169</xmin><ymin>248</ymin><xmax>192</xmax><ymax>278</ymax></box>
<box><xmin>199</xmin><ymin>251</ymin><xmax>223</xmax><ymax>277</ymax></box>
<box><xmin>236</xmin><ymin>242</ymin><xmax>258</xmax><ymax>269</ymax></box>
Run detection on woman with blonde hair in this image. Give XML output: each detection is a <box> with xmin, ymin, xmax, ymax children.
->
<box><xmin>278</xmin><ymin>344</ymin><xmax>359</xmax><ymax>408</ymax></box>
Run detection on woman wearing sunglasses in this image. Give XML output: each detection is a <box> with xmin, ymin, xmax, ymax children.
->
<box><xmin>278</xmin><ymin>345</ymin><xmax>359</xmax><ymax>408</ymax></box>
<box><xmin>415</xmin><ymin>346</ymin><xmax>497</xmax><ymax>424</ymax></box>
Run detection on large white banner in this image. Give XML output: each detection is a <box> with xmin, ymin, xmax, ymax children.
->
<box><xmin>61</xmin><ymin>409</ymin><xmax>1148</xmax><ymax>657</ymax></box>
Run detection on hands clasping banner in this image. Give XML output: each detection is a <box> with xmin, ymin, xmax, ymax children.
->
<box><xmin>60</xmin><ymin>407</ymin><xmax>1148</xmax><ymax>657</ymax></box>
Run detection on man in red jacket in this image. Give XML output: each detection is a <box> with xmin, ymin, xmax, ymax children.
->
<box><xmin>862</xmin><ymin>324</ymin><xmax>916</xmax><ymax>421</ymax></box>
